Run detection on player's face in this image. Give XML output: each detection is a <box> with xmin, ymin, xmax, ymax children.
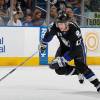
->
<box><xmin>57</xmin><ymin>23</ymin><xmax>66</xmax><ymax>31</ymax></box>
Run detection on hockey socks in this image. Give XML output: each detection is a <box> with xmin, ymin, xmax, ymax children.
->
<box><xmin>83</xmin><ymin>68</ymin><xmax>100</xmax><ymax>92</ymax></box>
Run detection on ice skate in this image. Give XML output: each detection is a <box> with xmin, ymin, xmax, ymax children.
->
<box><xmin>78</xmin><ymin>73</ymin><xmax>84</xmax><ymax>84</ymax></box>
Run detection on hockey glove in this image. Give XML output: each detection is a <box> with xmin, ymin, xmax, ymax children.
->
<box><xmin>38</xmin><ymin>42</ymin><xmax>47</xmax><ymax>53</ymax></box>
<box><xmin>49</xmin><ymin>57</ymin><xmax>67</xmax><ymax>69</ymax></box>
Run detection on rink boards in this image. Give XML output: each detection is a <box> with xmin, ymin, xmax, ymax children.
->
<box><xmin>0</xmin><ymin>27</ymin><xmax>100</xmax><ymax>66</ymax></box>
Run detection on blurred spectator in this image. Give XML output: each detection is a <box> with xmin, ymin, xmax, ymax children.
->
<box><xmin>50</xmin><ymin>5</ymin><xmax>58</xmax><ymax>23</ymax></box>
<box><xmin>7</xmin><ymin>13</ymin><xmax>22</xmax><ymax>26</ymax></box>
<box><xmin>3</xmin><ymin>0</ymin><xmax>10</xmax><ymax>10</ymax></box>
<box><xmin>73</xmin><ymin>1</ymin><xmax>81</xmax><ymax>15</ymax></box>
<box><xmin>0</xmin><ymin>0</ymin><xmax>7</xmax><ymax>17</ymax></box>
<box><xmin>17</xmin><ymin>0</ymin><xmax>34</xmax><ymax>17</ymax></box>
<box><xmin>65</xmin><ymin>6</ymin><xmax>76</xmax><ymax>22</ymax></box>
<box><xmin>22</xmin><ymin>14</ymin><xmax>32</xmax><ymax>26</ymax></box>
<box><xmin>66</xmin><ymin>0</ymin><xmax>81</xmax><ymax>15</ymax></box>
<box><xmin>32</xmin><ymin>8</ymin><xmax>44</xmax><ymax>26</ymax></box>
<box><xmin>54</xmin><ymin>0</ymin><xmax>67</xmax><ymax>12</ymax></box>
<box><xmin>7</xmin><ymin>0</ymin><xmax>24</xmax><ymax>19</ymax></box>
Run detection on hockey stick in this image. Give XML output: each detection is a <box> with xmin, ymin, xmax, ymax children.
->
<box><xmin>0</xmin><ymin>50</ymin><xmax>39</xmax><ymax>82</ymax></box>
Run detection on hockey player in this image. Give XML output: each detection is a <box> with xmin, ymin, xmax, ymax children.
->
<box><xmin>39</xmin><ymin>14</ymin><xmax>100</xmax><ymax>92</ymax></box>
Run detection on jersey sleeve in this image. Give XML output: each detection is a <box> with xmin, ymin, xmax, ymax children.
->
<box><xmin>42</xmin><ymin>23</ymin><xmax>57</xmax><ymax>43</ymax></box>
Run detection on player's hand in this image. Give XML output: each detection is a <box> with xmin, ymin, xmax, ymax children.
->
<box><xmin>49</xmin><ymin>57</ymin><xmax>67</xmax><ymax>69</ymax></box>
<box><xmin>38</xmin><ymin>42</ymin><xmax>47</xmax><ymax>53</ymax></box>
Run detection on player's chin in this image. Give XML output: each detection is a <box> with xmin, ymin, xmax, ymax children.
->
<box><xmin>58</xmin><ymin>28</ymin><xmax>64</xmax><ymax>31</ymax></box>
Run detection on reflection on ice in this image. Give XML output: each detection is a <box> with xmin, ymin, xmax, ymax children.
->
<box><xmin>0</xmin><ymin>66</ymin><xmax>100</xmax><ymax>100</ymax></box>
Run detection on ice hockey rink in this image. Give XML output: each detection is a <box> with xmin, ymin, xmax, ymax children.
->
<box><xmin>0</xmin><ymin>65</ymin><xmax>100</xmax><ymax>100</ymax></box>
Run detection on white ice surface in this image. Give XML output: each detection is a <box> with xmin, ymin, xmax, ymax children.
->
<box><xmin>0</xmin><ymin>65</ymin><xmax>100</xmax><ymax>100</ymax></box>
